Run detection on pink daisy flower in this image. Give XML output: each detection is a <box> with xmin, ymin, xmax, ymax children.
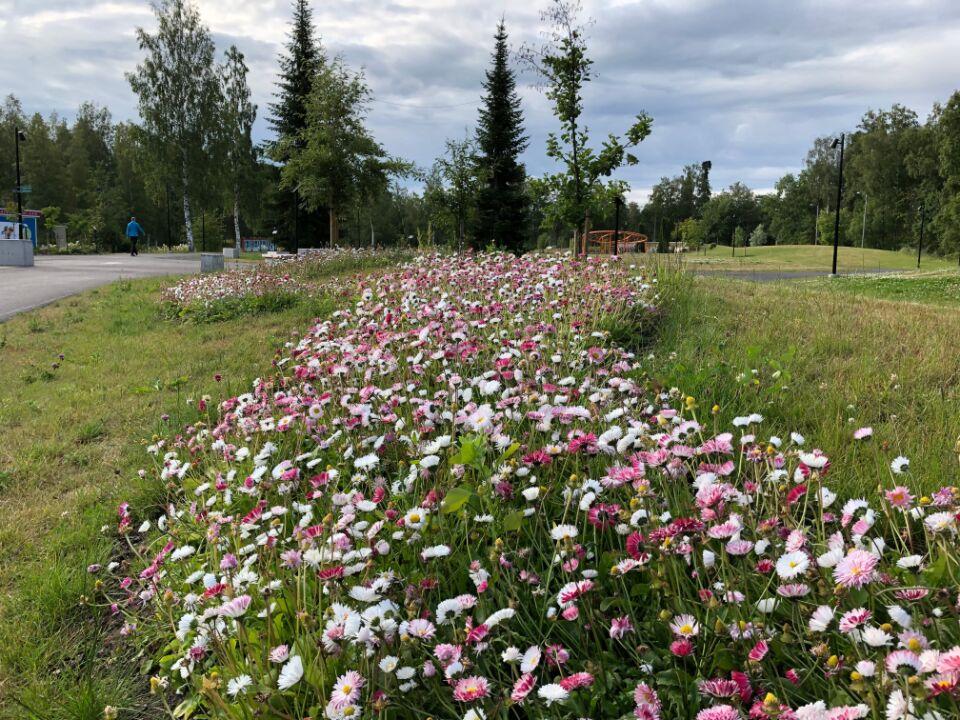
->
<box><xmin>838</xmin><ymin>607</ymin><xmax>872</xmax><ymax>633</ymax></box>
<box><xmin>452</xmin><ymin>675</ymin><xmax>490</xmax><ymax>702</ymax></box>
<box><xmin>695</xmin><ymin>705</ymin><xmax>741</xmax><ymax>720</ymax></box>
<box><xmin>885</xmin><ymin>486</ymin><xmax>914</xmax><ymax>510</ymax></box>
<box><xmin>833</xmin><ymin>549</ymin><xmax>878</xmax><ymax>588</ymax></box>
<box><xmin>559</xmin><ymin>672</ymin><xmax>594</xmax><ymax>690</ymax></box>
<box><xmin>510</xmin><ymin>673</ymin><xmax>536</xmax><ymax>703</ymax></box>
<box><xmin>330</xmin><ymin>671</ymin><xmax>364</xmax><ymax>710</ymax></box>
<box><xmin>610</xmin><ymin>615</ymin><xmax>634</xmax><ymax>639</ymax></box>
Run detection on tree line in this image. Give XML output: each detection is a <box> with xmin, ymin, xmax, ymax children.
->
<box><xmin>2</xmin><ymin>0</ymin><xmax>648</xmax><ymax>253</ymax></box>
<box><xmin>6</xmin><ymin>0</ymin><xmax>957</xmax><ymax>256</ymax></box>
<box><xmin>644</xmin><ymin>99</ymin><xmax>960</xmax><ymax>257</ymax></box>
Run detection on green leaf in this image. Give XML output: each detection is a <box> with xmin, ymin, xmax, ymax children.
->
<box><xmin>499</xmin><ymin>442</ymin><xmax>521</xmax><ymax>462</ymax></box>
<box><xmin>503</xmin><ymin>510</ymin><xmax>524</xmax><ymax>532</ymax></box>
<box><xmin>172</xmin><ymin>696</ymin><xmax>200</xmax><ymax>718</ymax></box>
<box><xmin>712</xmin><ymin>648</ymin><xmax>736</xmax><ymax>672</ymax></box>
<box><xmin>922</xmin><ymin>553</ymin><xmax>947</xmax><ymax>585</ymax></box>
<box><xmin>441</xmin><ymin>486</ymin><xmax>473</xmax><ymax>514</ymax></box>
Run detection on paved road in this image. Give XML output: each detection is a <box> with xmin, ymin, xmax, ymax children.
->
<box><xmin>0</xmin><ymin>253</ymin><xmax>238</xmax><ymax>322</ymax></box>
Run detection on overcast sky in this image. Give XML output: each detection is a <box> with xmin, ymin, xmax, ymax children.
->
<box><xmin>3</xmin><ymin>0</ymin><xmax>959</xmax><ymax>204</ymax></box>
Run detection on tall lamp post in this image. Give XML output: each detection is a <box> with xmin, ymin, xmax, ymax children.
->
<box><xmin>917</xmin><ymin>203</ymin><xmax>925</xmax><ymax>269</ymax></box>
<box><xmin>612</xmin><ymin>195</ymin><xmax>623</xmax><ymax>255</ymax></box>
<box><xmin>830</xmin><ymin>134</ymin><xmax>845</xmax><ymax>276</ymax></box>
<box><xmin>15</xmin><ymin>127</ymin><xmax>26</xmax><ymax>240</ymax></box>
<box><xmin>860</xmin><ymin>193</ymin><xmax>867</xmax><ymax>249</ymax></box>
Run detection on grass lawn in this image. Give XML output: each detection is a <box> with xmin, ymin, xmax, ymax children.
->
<box><xmin>648</xmin><ymin>270</ymin><xmax>960</xmax><ymax>496</ymax></box>
<box><xmin>0</xmin><ymin>278</ymin><xmax>340</xmax><ymax>719</ymax></box>
<box><xmin>803</xmin><ymin>270</ymin><xmax>960</xmax><ymax>306</ymax></box>
<box><xmin>678</xmin><ymin>243</ymin><xmax>959</xmax><ymax>273</ymax></box>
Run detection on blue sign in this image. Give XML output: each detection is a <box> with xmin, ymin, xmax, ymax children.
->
<box><xmin>0</xmin><ymin>210</ymin><xmax>40</xmax><ymax>246</ymax></box>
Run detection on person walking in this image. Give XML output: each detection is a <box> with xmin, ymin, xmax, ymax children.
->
<box><xmin>125</xmin><ymin>216</ymin><xmax>144</xmax><ymax>256</ymax></box>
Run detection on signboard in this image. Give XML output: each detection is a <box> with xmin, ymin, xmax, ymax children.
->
<box><xmin>0</xmin><ymin>209</ymin><xmax>40</xmax><ymax>246</ymax></box>
<box><xmin>0</xmin><ymin>222</ymin><xmax>19</xmax><ymax>240</ymax></box>
<box><xmin>242</xmin><ymin>237</ymin><xmax>276</xmax><ymax>253</ymax></box>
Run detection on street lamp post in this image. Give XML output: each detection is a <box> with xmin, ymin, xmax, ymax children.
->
<box><xmin>830</xmin><ymin>134</ymin><xmax>845</xmax><ymax>276</ymax></box>
<box><xmin>613</xmin><ymin>195</ymin><xmax>623</xmax><ymax>256</ymax></box>
<box><xmin>917</xmin><ymin>203</ymin><xmax>925</xmax><ymax>269</ymax></box>
<box><xmin>861</xmin><ymin>194</ymin><xmax>867</xmax><ymax>249</ymax></box>
<box><xmin>15</xmin><ymin>127</ymin><xmax>26</xmax><ymax>240</ymax></box>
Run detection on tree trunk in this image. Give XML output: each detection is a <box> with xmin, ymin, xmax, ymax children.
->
<box><xmin>329</xmin><ymin>208</ymin><xmax>339</xmax><ymax>246</ymax></box>
<box><xmin>233</xmin><ymin>189</ymin><xmax>242</xmax><ymax>253</ymax></box>
<box><xmin>182</xmin><ymin>163</ymin><xmax>195</xmax><ymax>251</ymax></box>
<box><xmin>370</xmin><ymin>218</ymin><xmax>375</xmax><ymax>249</ymax></box>
<box><xmin>582</xmin><ymin>209</ymin><xmax>592</xmax><ymax>255</ymax></box>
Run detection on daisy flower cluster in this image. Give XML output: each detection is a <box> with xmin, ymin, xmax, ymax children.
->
<box><xmin>107</xmin><ymin>252</ymin><xmax>960</xmax><ymax>720</ymax></box>
<box><xmin>161</xmin><ymin>246</ymin><xmax>407</xmax><ymax>320</ymax></box>
<box><xmin>160</xmin><ymin>267</ymin><xmax>303</xmax><ymax>313</ymax></box>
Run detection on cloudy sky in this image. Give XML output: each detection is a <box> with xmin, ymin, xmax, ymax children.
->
<box><xmin>3</xmin><ymin>0</ymin><xmax>959</xmax><ymax>203</ymax></box>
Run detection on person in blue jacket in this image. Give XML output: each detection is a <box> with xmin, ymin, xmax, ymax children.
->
<box><xmin>125</xmin><ymin>216</ymin><xmax>144</xmax><ymax>256</ymax></box>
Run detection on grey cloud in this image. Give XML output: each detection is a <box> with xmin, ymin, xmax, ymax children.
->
<box><xmin>2</xmin><ymin>0</ymin><xmax>958</xmax><ymax>201</ymax></box>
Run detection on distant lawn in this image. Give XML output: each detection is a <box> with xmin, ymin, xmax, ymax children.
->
<box><xmin>804</xmin><ymin>271</ymin><xmax>960</xmax><ymax>306</ymax></box>
<box><xmin>0</xmin><ymin>278</ymin><xmax>339</xmax><ymax>718</ymax></box>
<box><xmin>678</xmin><ymin>243</ymin><xmax>959</xmax><ymax>272</ymax></box>
<box><xmin>649</xmin><ymin>270</ymin><xmax>960</xmax><ymax>496</ymax></box>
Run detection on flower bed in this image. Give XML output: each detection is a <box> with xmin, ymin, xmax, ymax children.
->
<box><xmin>161</xmin><ymin>247</ymin><xmax>410</xmax><ymax>321</ymax></box>
<box><xmin>108</xmin><ymin>252</ymin><xmax>959</xmax><ymax>720</ymax></box>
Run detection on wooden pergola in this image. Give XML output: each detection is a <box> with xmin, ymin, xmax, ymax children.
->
<box><xmin>585</xmin><ymin>230</ymin><xmax>648</xmax><ymax>255</ymax></box>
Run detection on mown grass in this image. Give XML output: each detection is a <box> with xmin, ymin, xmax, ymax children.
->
<box><xmin>681</xmin><ymin>243</ymin><xmax>958</xmax><ymax>272</ymax></box>
<box><xmin>0</xmin><ymin>278</ymin><xmax>340</xmax><ymax>719</ymax></box>
<box><xmin>803</xmin><ymin>271</ymin><xmax>960</xmax><ymax>306</ymax></box>
<box><xmin>644</xmin><ymin>267</ymin><xmax>960</xmax><ymax>495</ymax></box>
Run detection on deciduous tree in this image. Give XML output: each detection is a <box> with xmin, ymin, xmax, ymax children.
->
<box><xmin>521</xmin><ymin>0</ymin><xmax>652</xmax><ymax>247</ymax></box>
<box><xmin>128</xmin><ymin>0</ymin><xmax>222</xmax><ymax>251</ymax></box>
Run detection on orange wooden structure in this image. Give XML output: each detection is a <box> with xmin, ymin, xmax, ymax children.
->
<box><xmin>586</xmin><ymin>230</ymin><xmax>648</xmax><ymax>254</ymax></box>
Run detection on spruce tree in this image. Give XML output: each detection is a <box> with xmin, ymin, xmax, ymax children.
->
<box><xmin>475</xmin><ymin>19</ymin><xmax>529</xmax><ymax>253</ymax></box>
<box><xmin>269</xmin><ymin>0</ymin><xmax>322</xmax><ymax>158</ymax></box>
<box><xmin>268</xmin><ymin>0</ymin><xmax>324</xmax><ymax>247</ymax></box>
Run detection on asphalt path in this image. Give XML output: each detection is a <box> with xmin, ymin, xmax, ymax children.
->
<box><xmin>0</xmin><ymin>253</ymin><xmax>240</xmax><ymax>322</ymax></box>
<box><xmin>0</xmin><ymin>254</ymin><xmax>910</xmax><ymax>322</ymax></box>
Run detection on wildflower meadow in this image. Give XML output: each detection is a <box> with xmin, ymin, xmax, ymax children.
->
<box><xmin>101</xmin><ymin>252</ymin><xmax>960</xmax><ymax>720</ymax></box>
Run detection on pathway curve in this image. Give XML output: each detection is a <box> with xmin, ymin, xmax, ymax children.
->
<box><xmin>0</xmin><ymin>253</ymin><xmax>243</xmax><ymax>322</ymax></box>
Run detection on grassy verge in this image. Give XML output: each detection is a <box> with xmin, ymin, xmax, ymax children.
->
<box><xmin>645</xmin><ymin>269</ymin><xmax>960</xmax><ymax>495</ymax></box>
<box><xmin>0</xmin><ymin>278</ymin><xmax>338</xmax><ymax>718</ymax></box>
<box><xmin>680</xmin><ymin>243</ymin><xmax>959</xmax><ymax>272</ymax></box>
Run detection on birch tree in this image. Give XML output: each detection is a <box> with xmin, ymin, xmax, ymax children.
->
<box><xmin>220</xmin><ymin>45</ymin><xmax>257</xmax><ymax>252</ymax></box>
<box><xmin>128</xmin><ymin>0</ymin><xmax>221</xmax><ymax>251</ymax></box>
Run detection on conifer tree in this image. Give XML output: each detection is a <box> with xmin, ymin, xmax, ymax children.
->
<box><xmin>269</xmin><ymin>0</ymin><xmax>322</xmax><ymax>158</ymax></box>
<box><xmin>475</xmin><ymin>19</ymin><xmax>529</xmax><ymax>253</ymax></box>
<box><xmin>268</xmin><ymin>0</ymin><xmax>324</xmax><ymax>247</ymax></box>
